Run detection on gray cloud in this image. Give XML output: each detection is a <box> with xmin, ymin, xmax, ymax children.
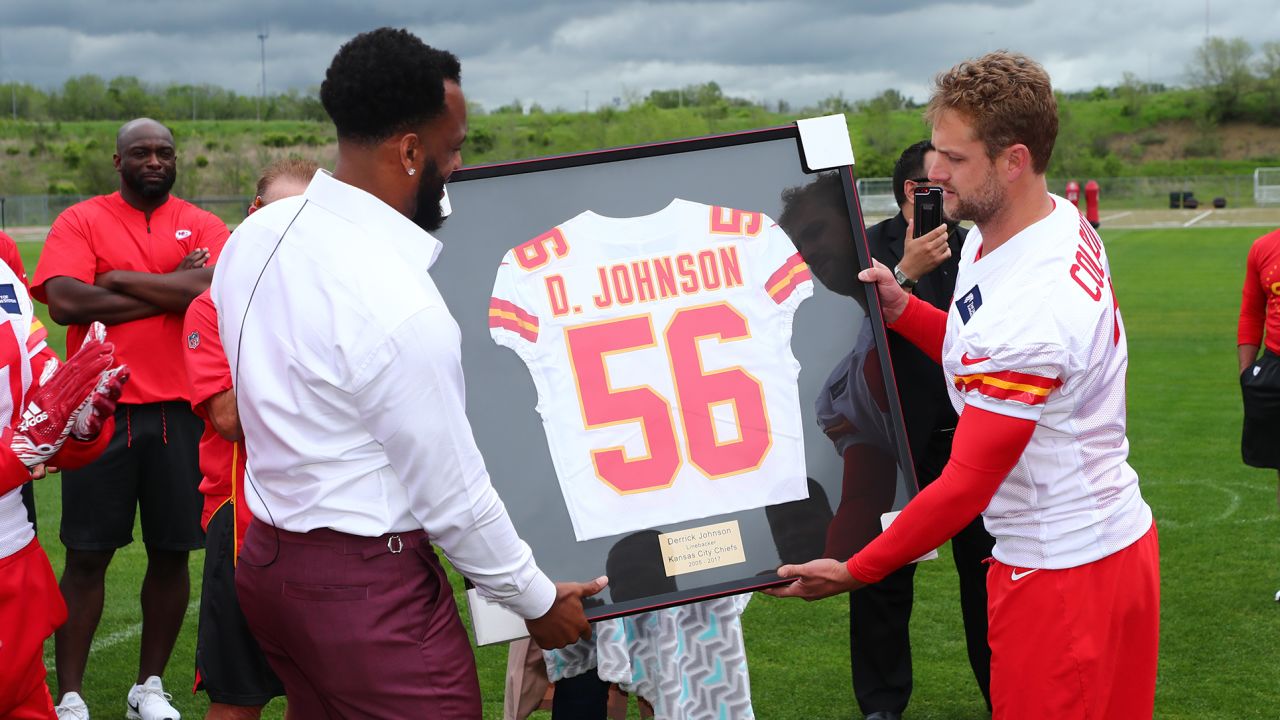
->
<box><xmin>0</xmin><ymin>0</ymin><xmax>1276</xmax><ymax>111</ymax></box>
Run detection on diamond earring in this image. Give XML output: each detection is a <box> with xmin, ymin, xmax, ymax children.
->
<box><xmin>407</xmin><ymin>167</ymin><xmax>416</xmax><ymax>176</ymax></box>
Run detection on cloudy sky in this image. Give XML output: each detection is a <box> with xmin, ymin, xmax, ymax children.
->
<box><xmin>1</xmin><ymin>0</ymin><xmax>1277</xmax><ymax>111</ymax></box>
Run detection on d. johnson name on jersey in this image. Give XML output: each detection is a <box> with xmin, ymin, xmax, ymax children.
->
<box><xmin>488</xmin><ymin>199</ymin><xmax>813</xmax><ymax>541</ymax></box>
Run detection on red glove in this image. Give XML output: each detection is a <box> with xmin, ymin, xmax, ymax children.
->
<box><xmin>10</xmin><ymin>322</ymin><xmax>121</xmax><ymax>467</ymax></box>
<box><xmin>71</xmin><ymin>365</ymin><xmax>129</xmax><ymax>441</ymax></box>
<box><xmin>34</xmin><ymin>355</ymin><xmax>59</xmax><ymax>388</ymax></box>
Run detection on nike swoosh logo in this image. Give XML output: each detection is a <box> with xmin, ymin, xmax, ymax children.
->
<box><xmin>1010</xmin><ymin>568</ymin><xmax>1039</xmax><ymax>581</ymax></box>
<box><xmin>960</xmin><ymin>352</ymin><xmax>991</xmax><ymax>366</ymax></box>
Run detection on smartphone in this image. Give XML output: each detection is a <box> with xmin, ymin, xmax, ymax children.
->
<box><xmin>913</xmin><ymin>186</ymin><xmax>944</xmax><ymax>238</ymax></box>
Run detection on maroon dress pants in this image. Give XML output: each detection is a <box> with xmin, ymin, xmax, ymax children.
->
<box><xmin>235</xmin><ymin>519</ymin><xmax>481</xmax><ymax>719</ymax></box>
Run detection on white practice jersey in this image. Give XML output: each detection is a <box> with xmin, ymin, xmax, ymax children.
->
<box><xmin>943</xmin><ymin>195</ymin><xmax>1152</xmax><ymax>569</ymax></box>
<box><xmin>0</xmin><ymin>266</ymin><xmax>43</xmax><ymax>559</ymax></box>
<box><xmin>490</xmin><ymin>199</ymin><xmax>812</xmax><ymax>541</ymax></box>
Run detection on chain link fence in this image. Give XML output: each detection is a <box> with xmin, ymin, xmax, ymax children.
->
<box><xmin>851</xmin><ymin>173</ymin><xmax>1261</xmax><ymax>214</ymax></box>
<box><xmin>0</xmin><ymin>173</ymin><xmax>1265</xmax><ymax>231</ymax></box>
<box><xmin>0</xmin><ymin>195</ymin><xmax>253</xmax><ymax>231</ymax></box>
<box><xmin>1046</xmin><ymin>174</ymin><xmax>1258</xmax><ymax>209</ymax></box>
<box><xmin>854</xmin><ymin>177</ymin><xmax>899</xmax><ymax>216</ymax></box>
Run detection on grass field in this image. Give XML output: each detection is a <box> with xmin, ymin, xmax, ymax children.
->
<box><xmin>19</xmin><ymin>225</ymin><xmax>1280</xmax><ymax>719</ymax></box>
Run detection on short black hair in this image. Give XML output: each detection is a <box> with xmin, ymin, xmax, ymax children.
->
<box><xmin>891</xmin><ymin>139</ymin><xmax>934</xmax><ymax>207</ymax></box>
<box><xmin>320</xmin><ymin>27</ymin><xmax>461</xmax><ymax>145</ymax></box>
<box><xmin>778</xmin><ymin>170</ymin><xmax>845</xmax><ymax>237</ymax></box>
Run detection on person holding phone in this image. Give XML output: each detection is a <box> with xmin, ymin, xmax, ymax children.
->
<box><xmin>844</xmin><ymin>140</ymin><xmax>992</xmax><ymax>720</ymax></box>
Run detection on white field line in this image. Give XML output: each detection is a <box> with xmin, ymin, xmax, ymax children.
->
<box><xmin>1183</xmin><ymin>209</ymin><xmax>1214</xmax><ymax>227</ymax></box>
<box><xmin>43</xmin><ymin>597</ymin><xmax>199</xmax><ymax>672</ymax></box>
<box><xmin>1100</xmin><ymin>211</ymin><xmax>1133</xmax><ymax>222</ymax></box>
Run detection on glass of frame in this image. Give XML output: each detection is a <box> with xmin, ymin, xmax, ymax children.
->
<box><xmin>431</xmin><ymin>124</ymin><xmax>919</xmax><ymax>638</ymax></box>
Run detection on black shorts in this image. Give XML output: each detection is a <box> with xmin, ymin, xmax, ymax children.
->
<box><xmin>1242</xmin><ymin>350</ymin><xmax>1280</xmax><ymax>470</ymax></box>
<box><xmin>60</xmin><ymin>402</ymin><xmax>205</xmax><ymax>551</ymax></box>
<box><xmin>195</xmin><ymin>502</ymin><xmax>284</xmax><ymax>706</ymax></box>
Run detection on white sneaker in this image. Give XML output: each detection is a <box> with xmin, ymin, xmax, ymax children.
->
<box><xmin>54</xmin><ymin>691</ymin><xmax>89</xmax><ymax>720</ymax></box>
<box><xmin>125</xmin><ymin>676</ymin><xmax>180</xmax><ymax>720</ymax></box>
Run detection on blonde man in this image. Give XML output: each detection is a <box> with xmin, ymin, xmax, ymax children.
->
<box><xmin>769</xmin><ymin>52</ymin><xmax>1160</xmax><ymax>719</ymax></box>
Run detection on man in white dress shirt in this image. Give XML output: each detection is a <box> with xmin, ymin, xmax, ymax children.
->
<box><xmin>212</xmin><ymin>28</ymin><xmax>605</xmax><ymax>718</ymax></box>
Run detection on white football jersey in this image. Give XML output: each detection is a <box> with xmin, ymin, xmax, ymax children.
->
<box><xmin>943</xmin><ymin>195</ymin><xmax>1152</xmax><ymax>569</ymax></box>
<box><xmin>0</xmin><ymin>264</ymin><xmax>42</xmax><ymax>560</ymax></box>
<box><xmin>490</xmin><ymin>199</ymin><xmax>812</xmax><ymax>541</ymax></box>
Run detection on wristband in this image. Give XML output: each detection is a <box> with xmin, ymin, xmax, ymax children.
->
<box><xmin>892</xmin><ymin>264</ymin><xmax>918</xmax><ymax>290</ymax></box>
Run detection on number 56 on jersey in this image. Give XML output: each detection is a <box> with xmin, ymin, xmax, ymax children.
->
<box><xmin>489</xmin><ymin>199</ymin><xmax>813</xmax><ymax>542</ymax></box>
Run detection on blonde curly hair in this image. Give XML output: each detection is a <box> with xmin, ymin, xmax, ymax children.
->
<box><xmin>925</xmin><ymin>51</ymin><xmax>1058</xmax><ymax>174</ymax></box>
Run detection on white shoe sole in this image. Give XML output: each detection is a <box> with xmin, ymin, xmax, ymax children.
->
<box><xmin>126</xmin><ymin>704</ymin><xmax>179</xmax><ymax>720</ymax></box>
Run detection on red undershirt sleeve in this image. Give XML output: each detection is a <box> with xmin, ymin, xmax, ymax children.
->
<box><xmin>846</xmin><ymin>405</ymin><xmax>1036</xmax><ymax>584</ymax></box>
<box><xmin>888</xmin><ymin>294</ymin><xmax>948</xmax><ymax>365</ymax></box>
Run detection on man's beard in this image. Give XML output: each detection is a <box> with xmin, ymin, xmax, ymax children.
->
<box><xmin>946</xmin><ymin>164</ymin><xmax>1004</xmax><ymax>225</ymax></box>
<box><xmin>412</xmin><ymin>160</ymin><xmax>448</xmax><ymax>233</ymax></box>
<box><xmin>123</xmin><ymin>168</ymin><xmax>176</xmax><ymax>200</ymax></box>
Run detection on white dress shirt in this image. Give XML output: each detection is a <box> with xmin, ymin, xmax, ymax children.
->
<box><xmin>211</xmin><ymin>169</ymin><xmax>556</xmax><ymax>619</ymax></box>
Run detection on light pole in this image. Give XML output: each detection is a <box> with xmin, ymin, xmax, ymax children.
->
<box><xmin>257</xmin><ymin>24</ymin><xmax>269</xmax><ymax>121</ymax></box>
<box><xmin>0</xmin><ymin>33</ymin><xmax>12</xmax><ymax>120</ymax></box>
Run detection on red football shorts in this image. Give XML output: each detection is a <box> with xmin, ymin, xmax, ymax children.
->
<box><xmin>0</xmin><ymin>538</ymin><xmax>67</xmax><ymax>719</ymax></box>
<box><xmin>986</xmin><ymin>523</ymin><xmax>1160</xmax><ymax>719</ymax></box>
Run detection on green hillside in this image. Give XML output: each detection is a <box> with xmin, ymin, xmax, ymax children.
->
<box><xmin>1</xmin><ymin>84</ymin><xmax>1278</xmax><ymax>201</ymax></box>
<box><xmin>24</xmin><ymin>225</ymin><xmax>1280</xmax><ymax>719</ymax></box>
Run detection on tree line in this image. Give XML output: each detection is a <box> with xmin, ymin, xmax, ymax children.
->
<box><xmin>1185</xmin><ymin>36</ymin><xmax>1280</xmax><ymax>123</ymax></box>
<box><xmin>0</xmin><ymin>75</ymin><xmax>327</xmax><ymax>122</ymax></box>
<box><xmin>0</xmin><ymin>35</ymin><xmax>1274</xmax><ymax>127</ymax></box>
<box><xmin>0</xmin><ymin>35</ymin><xmax>1274</xmax><ymax>199</ymax></box>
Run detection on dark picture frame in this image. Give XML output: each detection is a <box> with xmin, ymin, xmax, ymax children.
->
<box><xmin>431</xmin><ymin>121</ymin><xmax>920</xmax><ymax>640</ymax></box>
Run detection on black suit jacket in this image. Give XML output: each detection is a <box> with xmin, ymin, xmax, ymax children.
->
<box><xmin>864</xmin><ymin>212</ymin><xmax>967</xmax><ymax>466</ymax></box>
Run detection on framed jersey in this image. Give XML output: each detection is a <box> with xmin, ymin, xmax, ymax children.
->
<box><xmin>431</xmin><ymin>119</ymin><xmax>920</xmax><ymax>636</ymax></box>
<box><xmin>489</xmin><ymin>198</ymin><xmax>813</xmax><ymax>542</ymax></box>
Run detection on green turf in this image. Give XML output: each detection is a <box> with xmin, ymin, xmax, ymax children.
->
<box><xmin>21</xmin><ymin>226</ymin><xmax>1280</xmax><ymax>718</ymax></box>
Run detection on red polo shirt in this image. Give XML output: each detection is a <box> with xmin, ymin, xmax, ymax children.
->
<box><xmin>31</xmin><ymin>192</ymin><xmax>229</xmax><ymax>404</ymax></box>
<box><xmin>0</xmin><ymin>232</ymin><xmax>29</xmax><ymax>288</ymax></box>
<box><xmin>1239</xmin><ymin>228</ymin><xmax>1280</xmax><ymax>355</ymax></box>
<box><xmin>183</xmin><ymin>290</ymin><xmax>250</xmax><ymax>554</ymax></box>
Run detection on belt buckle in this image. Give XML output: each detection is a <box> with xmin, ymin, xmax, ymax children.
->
<box><xmin>387</xmin><ymin>535</ymin><xmax>404</xmax><ymax>554</ymax></box>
